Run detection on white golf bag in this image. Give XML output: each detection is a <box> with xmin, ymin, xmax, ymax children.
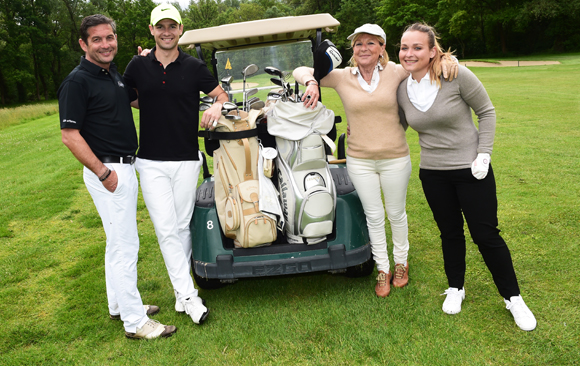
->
<box><xmin>266</xmin><ymin>101</ymin><xmax>336</xmax><ymax>244</ymax></box>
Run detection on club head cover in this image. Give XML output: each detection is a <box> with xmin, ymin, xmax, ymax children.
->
<box><xmin>313</xmin><ymin>39</ymin><xmax>342</xmax><ymax>83</ymax></box>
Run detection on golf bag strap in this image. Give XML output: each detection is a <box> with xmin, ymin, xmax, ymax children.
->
<box><xmin>198</xmin><ymin>129</ymin><xmax>259</xmax><ymax>140</ymax></box>
<box><xmin>242</xmin><ymin>138</ymin><xmax>253</xmax><ymax>181</ymax></box>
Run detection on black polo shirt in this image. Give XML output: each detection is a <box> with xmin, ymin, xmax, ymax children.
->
<box><xmin>58</xmin><ymin>57</ymin><xmax>138</xmax><ymax>157</ymax></box>
<box><xmin>123</xmin><ymin>47</ymin><xmax>218</xmax><ymax>161</ymax></box>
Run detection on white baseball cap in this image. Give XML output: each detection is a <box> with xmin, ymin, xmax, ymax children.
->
<box><xmin>150</xmin><ymin>3</ymin><xmax>182</xmax><ymax>26</ymax></box>
<box><xmin>347</xmin><ymin>24</ymin><xmax>387</xmax><ymax>42</ymax></box>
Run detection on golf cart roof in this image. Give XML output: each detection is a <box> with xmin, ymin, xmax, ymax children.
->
<box><xmin>179</xmin><ymin>13</ymin><xmax>339</xmax><ymax>52</ymax></box>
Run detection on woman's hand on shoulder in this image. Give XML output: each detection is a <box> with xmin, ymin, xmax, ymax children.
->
<box><xmin>440</xmin><ymin>52</ymin><xmax>459</xmax><ymax>81</ymax></box>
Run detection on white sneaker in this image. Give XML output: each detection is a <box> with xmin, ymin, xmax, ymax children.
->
<box><xmin>182</xmin><ymin>296</ymin><xmax>209</xmax><ymax>325</ymax></box>
<box><xmin>504</xmin><ymin>295</ymin><xmax>537</xmax><ymax>331</ymax></box>
<box><xmin>174</xmin><ymin>289</ymin><xmax>185</xmax><ymax>313</ymax></box>
<box><xmin>441</xmin><ymin>287</ymin><xmax>465</xmax><ymax>314</ymax></box>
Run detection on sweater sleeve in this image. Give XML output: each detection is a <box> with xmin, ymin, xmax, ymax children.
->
<box><xmin>458</xmin><ymin>67</ymin><xmax>496</xmax><ymax>155</ymax></box>
<box><xmin>293</xmin><ymin>66</ymin><xmax>342</xmax><ymax>89</ymax></box>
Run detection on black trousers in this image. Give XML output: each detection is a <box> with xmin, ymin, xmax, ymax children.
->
<box><xmin>419</xmin><ymin>166</ymin><xmax>520</xmax><ymax>299</ymax></box>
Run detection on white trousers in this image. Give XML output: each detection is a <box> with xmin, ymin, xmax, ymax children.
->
<box><xmin>136</xmin><ymin>157</ymin><xmax>202</xmax><ymax>302</ymax></box>
<box><xmin>346</xmin><ymin>155</ymin><xmax>412</xmax><ymax>273</ymax></box>
<box><xmin>84</xmin><ymin>164</ymin><xmax>148</xmax><ymax>333</ymax></box>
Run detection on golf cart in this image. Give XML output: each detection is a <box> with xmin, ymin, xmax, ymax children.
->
<box><xmin>180</xmin><ymin>14</ymin><xmax>373</xmax><ymax>289</ymax></box>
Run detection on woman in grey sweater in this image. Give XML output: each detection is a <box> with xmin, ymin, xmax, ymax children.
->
<box><xmin>396</xmin><ymin>23</ymin><xmax>537</xmax><ymax>331</ymax></box>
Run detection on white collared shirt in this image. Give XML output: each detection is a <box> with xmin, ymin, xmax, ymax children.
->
<box><xmin>352</xmin><ymin>62</ymin><xmax>383</xmax><ymax>93</ymax></box>
<box><xmin>406</xmin><ymin>72</ymin><xmax>439</xmax><ymax>112</ymax></box>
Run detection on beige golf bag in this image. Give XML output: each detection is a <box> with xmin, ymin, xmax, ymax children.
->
<box><xmin>266</xmin><ymin>101</ymin><xmax>336</xmax><ymax>244</ymax></box>
<box><xmin>212</xmin><ymin>109</ymin><xmax>277</xmax><ymax>248</ymax></box>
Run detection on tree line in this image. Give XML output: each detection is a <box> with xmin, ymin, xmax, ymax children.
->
<box><xmin>0</xmin><ymin>0</ymin><xmax>578</xmax><ymax>106</ymax></box>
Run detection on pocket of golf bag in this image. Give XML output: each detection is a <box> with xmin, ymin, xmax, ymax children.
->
<box><xmin>276</xmin><ymin>135</ymin><xmax>336</xmax><ymax>243</ymax></box>
<box><xmin>233</xmin><ymin>179</ymin><xmax>276</xmax><ymax>248</ymax></box>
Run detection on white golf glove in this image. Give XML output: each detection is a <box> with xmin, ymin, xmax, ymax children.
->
<box><xmin>471</xmin><ymin>153</ymin><xmax>490</xmax><ymax>180</ymax></box>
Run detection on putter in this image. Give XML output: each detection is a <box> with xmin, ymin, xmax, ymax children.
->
<box><xmin>221</xmin><ymin>75</ymin><xmax>233</xmax><ymax>102</ymax></box>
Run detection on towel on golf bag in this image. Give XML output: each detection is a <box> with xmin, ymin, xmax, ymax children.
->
<box><xmin>212</xmin><ymin>109</ymin><xmax>278</xmax><ymax>248</ymax></box>
<box><xmin>266</xmin><ymin>101</ymin><xmax>337</xmax><ymax>244</ymax></box>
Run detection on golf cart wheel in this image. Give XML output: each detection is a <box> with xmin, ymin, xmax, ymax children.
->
<box><xmin>193</xmin><ymin>271</ymin><xmax>227</xmax><ymax>290</ymax></box>
<box><xmin>345</xmin><ymin>257</ymin><xmax>375</xmax><ymax>278</ymax></box>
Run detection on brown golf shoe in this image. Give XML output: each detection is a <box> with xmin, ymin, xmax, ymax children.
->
<box><xmin>375</xmin><ymin>271</ymin><xmax>392</xmax><ymax>297</ymax></box>
<box><xmin>110</xmin><ymin>305</ymin><xmax>160</xmax><ymax>320</ymax></box>
<box><xmin>392</xmin><ymin>263</ymin><xmax>409</xmax><ymax>288</ymax></box>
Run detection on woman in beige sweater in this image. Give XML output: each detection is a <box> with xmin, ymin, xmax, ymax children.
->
<box><xmin>294</xmin><ymin>24</ymin><xmax>413</xmax><ymax>298</ymax></box>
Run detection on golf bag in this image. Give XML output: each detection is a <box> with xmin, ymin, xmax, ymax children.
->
<box><xmin>211</xmin><ymin>109</ymin><xmax>277</xmax><ymax>248</ymax></box>
<box><xmin>266</xmin><ymin>101</ymin><xmax>336</xmax><ymax>244</ymax></box>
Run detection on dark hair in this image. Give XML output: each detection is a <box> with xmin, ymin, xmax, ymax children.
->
<box><xmin>402</xmin><ymin>23</ymin><xmax>446</xmax><ymax>87</ymax></box>
<box><xmin>80</xmin><ymin>14</ymin><xmax>116</xmax><ymax>45</ymax></box>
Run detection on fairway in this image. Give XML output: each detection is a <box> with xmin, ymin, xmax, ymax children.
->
<box><xmin>1</xmin><ymin>54</ymin><xmax>579</xmax><ymax>365</ymax></box>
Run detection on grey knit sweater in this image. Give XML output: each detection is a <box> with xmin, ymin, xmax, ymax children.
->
<box><xmin>397</xmin><ymin>65</ymin><xmax>496</xmax><ymax>170</ymax></box>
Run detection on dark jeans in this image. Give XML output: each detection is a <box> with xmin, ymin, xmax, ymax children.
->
<box><xmin>419</xmin><ymin>166</ymin><xmax>520</xmax><ymax>299</ymax></box>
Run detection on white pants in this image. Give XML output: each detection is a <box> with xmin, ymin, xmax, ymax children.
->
<box><xmin>346</xmin><ymin>155</ymin><xmax>412</xmax><ymax>273</ymax></box>
<box><xmin>136</xmin><ymin>156</ymin><xmax>202</xmax><ymax>302</ymax></box>
<box><xmin>84</xmin><ymin>164</ymin><xmax>148</xmax><ymax>333</ymax></box>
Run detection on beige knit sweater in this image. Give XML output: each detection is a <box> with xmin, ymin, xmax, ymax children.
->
<box><xmin>294</xmin><ymin>62</ymin><xmax>409</xmax><ymax>160</ymax></box>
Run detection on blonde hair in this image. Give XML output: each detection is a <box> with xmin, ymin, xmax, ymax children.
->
<box><xmin>348</xmin><ymin>33</ymin><xmax>389</xmax><ymax>68</ymax></box>
<box><xmin>402</xmin><ymin>23</ymin><xmax>453</xmax><ymax>88</ymax></box>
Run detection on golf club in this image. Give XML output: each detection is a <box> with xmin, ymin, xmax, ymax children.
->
<box><xmin>199</xmin><ymin>102</ymin><xmax>212</xmax><ymax>111</ymax></box>
<box><xmin>221</xmin><ymin>75</ymin><xmax>233</xmax><ymax>102</ymax></box>
<box><xmin>242</xmin><ymin>64</ymin><xmax>259</xmax><ymax>115</ymax></box>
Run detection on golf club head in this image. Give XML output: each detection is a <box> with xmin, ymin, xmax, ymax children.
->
<box><xmin>270</xmin><ymin>78</ymin><xmax>283</xmax><ymax>87</ymax></box>
<box><xmin>199</xmin><ymin>103</ymin><xmax>212</xmax><ymax>111</ymax></box>
<box><xmin>250</xmin><ymin>100</ymin><xmax>265</xmax><ymax>110</ymax></box>
<box><xmin>221</xmin><ymin>75</ymin><xmax>233</xmax><ymax>85</ymax></box>
<box><xmin>225</xmin><ymin>114</ymin><xmax>241</xmax><ymax>121</ymax></box>
<box><xmin>200</xmin><ymin>96</ymin><xmax>214</xmax><ymax>104</ymax></box>
<box><xmin>246</xmin><ymin>88</ymin><xmax>258</xmax><ymax>97</ymax></box>
<box><xmin>242</xmin><ymin>64</ymin><xmax>259</xmax><ymax>78</ymax></box>
<box><xmin>264</xmin><ymin>66</ymin><xmax>283</xmax><ymax>77</ymax></box>
<box><xmin>222</xmin><ymin>101</ymin><xmax>237</xmax><ymax>111</ymax></box>
<box><xmin>247</xmin><ymin>97</ymin><xmax>259</xmax><ymax>105</ymax></box>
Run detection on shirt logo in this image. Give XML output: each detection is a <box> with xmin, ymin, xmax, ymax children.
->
<box><xmin>63</xmin><ymin>119</ymin><xmax>77</xmax><ymax>124</ymax></box>
<box><xmin>118</xmin><ymin>81</ymin><xmax>125</xmax><ymax>88</ymax></box>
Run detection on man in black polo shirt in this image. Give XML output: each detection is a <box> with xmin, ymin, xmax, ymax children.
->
<box><xmin>58</xmin><ymin>14</ymin><xmax>176</xmax><ymax>339</ymax></box>
<box><xmin>123</xmin><ymin>3</ymin><xmax>227</xmax><ymax>325</ymax></box>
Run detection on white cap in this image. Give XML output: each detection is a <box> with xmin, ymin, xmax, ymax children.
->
<box><xmin>347</xmin><ymin>24</ymin><xmax>386</xmax><ymax>42</ymax></box>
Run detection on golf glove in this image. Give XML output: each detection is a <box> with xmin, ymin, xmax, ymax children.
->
<box><xmin>471</xmin><ymin>153</ymin><xmax>490</xmax><ymax>180</ymax></box>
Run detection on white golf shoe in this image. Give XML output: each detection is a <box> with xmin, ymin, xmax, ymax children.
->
<box><xmin>504</xmin><ymin>295</ymin><xmax>537</xmax><ymax>331</ymax></box>
<box><xmin>441</xmin><ymin>287</ymin><xmax>465</xmax><ymax>315</ymax></box>
<box><xmin>174</xmin><ymin>289</ymin><xmax>185</xmax><ymax>313</ymax></box>
<box><xmin>182</xmin><ymin>296</ymin><xmax>209</xmax><ymax>325</ymax></box>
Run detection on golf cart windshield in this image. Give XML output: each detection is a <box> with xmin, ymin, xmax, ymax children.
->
<box><xmin>178</xmin><ymin>14</ymin><xmax>340</xmax><ymax>99</ymax></box>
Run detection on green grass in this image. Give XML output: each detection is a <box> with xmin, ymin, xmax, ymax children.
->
<box><xmin>0</xmin><ymin>101</ymin><xmax>59</xmax><ymax>130</ymax></box>
<box><xmin>1</xmin><ymin>53</ymin><xmax>579</xmax><ymax>365</ymax></box>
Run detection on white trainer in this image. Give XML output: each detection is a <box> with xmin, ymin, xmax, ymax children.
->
<box><xmin>441</xmin><ymin>287</ymin><xmax>465</xmax><ymax>315</ymax></box>
<box><xmin>182</xmin><ymin>296</ymin><xmax>209</xmax><ymax>325</ymax></box>
<box><xmin>504</xmin><ymin>295</ymin><xmax>537</xmax><ymax>331</ymax></box>
<box><xmin>174</xmin><ymin>289</ymin><xmax>185</xmax><ymax>313</ymax></box>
